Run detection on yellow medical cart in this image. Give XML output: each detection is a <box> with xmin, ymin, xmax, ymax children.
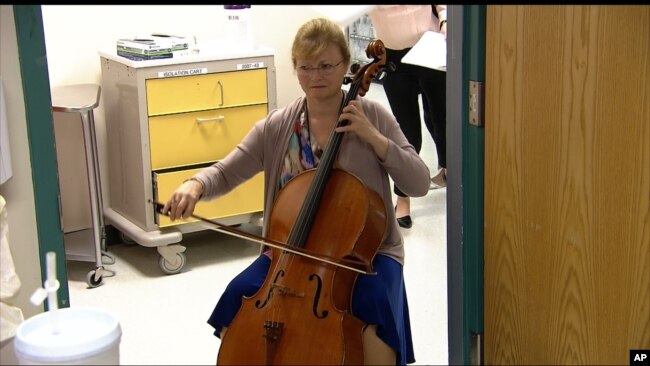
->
<box><xmin>99</xmin><ymin>44</ymin><xmax>276</xmax><ymax>274</ymax></box>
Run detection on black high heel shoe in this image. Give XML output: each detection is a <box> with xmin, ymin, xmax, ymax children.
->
<box><xmin>395</xmin><ymin>206</ymin><xmax>413</xmax><ymax>229</ymax></box>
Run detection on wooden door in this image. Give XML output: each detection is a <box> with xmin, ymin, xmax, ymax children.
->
<box><xmin>484</xmin><ymin>5</ymin><xmax>649</xmax><ymax>364</ymax></box>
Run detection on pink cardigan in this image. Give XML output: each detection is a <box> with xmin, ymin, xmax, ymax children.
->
<box><xmin>369</xmin><ymin>5</ymin><xmax>447</xmax><ymax>50</ymax></box>
<box><xmin>193</xmin><ymin>92</ymin><xmax>431</xmax><ymax>265</ymax></box>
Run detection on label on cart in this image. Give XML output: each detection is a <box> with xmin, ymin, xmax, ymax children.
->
<box><xmin>158</xmin><ymin>67</ymin><xmax>208</xmax><ymax>78</ymax></box>
<box><xmin>237</xmin><ymin>62</ymin><xmax>264</xmax><ymax>70</ymax></box>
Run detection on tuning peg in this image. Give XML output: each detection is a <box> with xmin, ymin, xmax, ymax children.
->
<box><xmin>375</xmin><ymin>71</ymin><xmax>388</xmax><ymax>82</ymax></box>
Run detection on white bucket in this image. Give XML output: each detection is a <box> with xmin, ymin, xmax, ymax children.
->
<box><xmin>14</xmin><ymin>307</ymin><xmax>121</xmax><ymax>365</ymax></box>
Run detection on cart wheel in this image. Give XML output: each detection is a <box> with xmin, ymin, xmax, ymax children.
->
<box><xmin>119</xmin><ymin>231</ymin><xmax>137</xmax><ymax>245</ymax></box>
<box><xmin>159</xmin><ymin>252</ymin><xmax>186</xmax><ymax>275</ymax></box>
<box><xmin>86</xmin><ymin>270</ymin><xmax>104</xmax><ymax>288</ymax></box>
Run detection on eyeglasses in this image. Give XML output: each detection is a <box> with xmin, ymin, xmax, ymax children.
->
<box><xmin>296</xmin><ymin>60</ymin><xmax>344</xmax><ymax>77</ymax></box>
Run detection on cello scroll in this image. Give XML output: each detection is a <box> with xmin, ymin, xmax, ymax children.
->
<box><xmin>345</xmin><ymin>39</ymin><xmax>392</xmax><ymax>97</ymax></box>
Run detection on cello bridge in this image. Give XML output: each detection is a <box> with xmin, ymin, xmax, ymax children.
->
<box><xmin>270</xmin><ymin>284</ymin><xmax>304</xmax><ymax>297</ymax></box>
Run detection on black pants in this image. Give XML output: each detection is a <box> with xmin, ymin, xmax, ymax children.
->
<box><xmin>383</xmin><ymin>48</ymin><xmax>446</xmax><ymax>198</ymax></box>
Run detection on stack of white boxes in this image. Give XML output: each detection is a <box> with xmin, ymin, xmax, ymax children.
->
<box><xmin>116</xmin><ymin>35</ymin><xmax>189</xmax><ymax>61</ymax></box>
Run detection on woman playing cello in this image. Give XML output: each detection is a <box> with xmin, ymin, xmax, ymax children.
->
<box><xmin>162</xmin><ymin>17</ymin><xmax>430</xmax><ymax>365</ymax></box>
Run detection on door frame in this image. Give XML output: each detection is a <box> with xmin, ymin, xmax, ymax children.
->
<box><xmin>13</xmin><ymin>5</ymin><xmax>69</xmax><ymax>308</ymax></box>
<box><xmin>447</xmin><ymin>5</ymin><xmax>486</xmax><ymax>365</ymax></box>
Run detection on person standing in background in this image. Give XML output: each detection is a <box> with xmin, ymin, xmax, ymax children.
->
<box><xmin>368</xmin><ymin>5</ymin><xmax>447</xmax><ymax>229</ymax></box>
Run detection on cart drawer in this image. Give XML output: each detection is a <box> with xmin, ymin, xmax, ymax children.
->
<box><xmin>149</xmin><ymin>104</ymin><xmax>267</xmax><ymax>170</ymax></box>
<box><xmin>154</xmin><ymin>168</ymin><xmax>264</xmax><ymax>228</ymax></box>
<box><xmin>146</xmin><ymin>68</ymin><xmax>268</xmax><ymax>116</ymax></box>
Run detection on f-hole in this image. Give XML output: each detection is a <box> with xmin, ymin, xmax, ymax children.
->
<box><xmin>309</xmin><ymin>274</ymin><xmax>328</xmax><ymax>319</ymax></box>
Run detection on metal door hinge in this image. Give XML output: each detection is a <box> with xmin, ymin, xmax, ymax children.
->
<box><xmin>469</xmin><ymin>80</ymin><xmax>484</xmax><ymax>127</ymax></box>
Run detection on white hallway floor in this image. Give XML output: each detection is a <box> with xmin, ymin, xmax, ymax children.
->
<box><xmin>66</xmin><ymin>86</ymin><xmax>449</xmax><ymax>365</ymax></box>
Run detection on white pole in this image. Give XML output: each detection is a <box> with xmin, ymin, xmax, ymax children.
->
<box><xmin>45</xmin><ymin>251</ymin><xmax>61</xmax><ymax>334</ymax></box>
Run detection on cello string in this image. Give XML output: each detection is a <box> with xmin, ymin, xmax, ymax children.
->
<box><xmin>283</xmin><ymin>67</ymin><xmax>370</xmax><ymax>275</ymax></box>
<box><xmin>288</xmin><ymin>54</ymin><xmax>382</xmax><ymax>250</ymax></box>
<box><xmin>284</xmin><ymin>49</ymin><xmax>384</xmax><ymax>259</ymax></box>
<box><xmin>290</xmin><ymin>76</ymin><xmax>363</xmax><ymax>251</ymax></box>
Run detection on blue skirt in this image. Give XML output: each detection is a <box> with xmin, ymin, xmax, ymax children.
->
<box><xmin>207</xmin><ymin>254</ymin><xmax>416</xmax><ymax>365</ymax></box>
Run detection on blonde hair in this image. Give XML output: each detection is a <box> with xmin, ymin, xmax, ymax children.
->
<box><xmin>291</xmin><ymin>18</ymin><xmax>351</xmax><ymax>68</ymax></box>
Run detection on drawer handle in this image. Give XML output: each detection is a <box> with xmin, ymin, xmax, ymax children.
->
<box><xmin>196</xmin><ymin>116</ymin><xmax>225</xmax><ymax>123</ymax></box>
<box><xmin>218</xmin><ymin>81</ymin><xmax>224</xmax><ymax>106</ymax></box>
